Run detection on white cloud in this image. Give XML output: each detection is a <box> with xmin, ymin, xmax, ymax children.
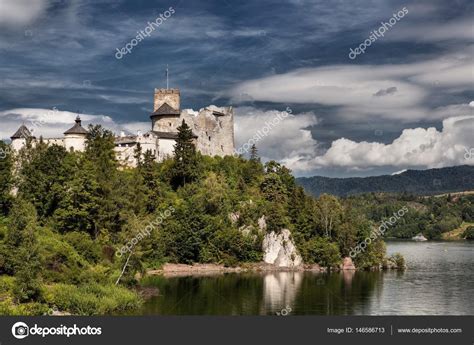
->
<box><xmin>289</xmin><ymin>115</ymin><xmax>474</xmax><ymax>173</ymax></box>
<box><xmin>3</xmin><ymin>108</ymin><xmax>472</xmax><ymax>177</ymax></box>
<box><xmin>386</xmin><ymin>18</ymin><xmax>474</xmax><ymax>43</ymax></box>
<box><xmin>0</xmin><ymin>0</ymin><xmax>49</xmax><ymax>27</ymax></box>
<box><xmin>0</xmin><ymin>108</ymin><xmax>125</xmax><ymax>140</ymax></box>
<box><xmin>234</xmin><ymin>107</ymin><xmax>319</xmax><ymax>162</ymax></box>
<box><xmin>229</xmin><ymin>50</ymin><xmax>474</xmax><ymax>121</ymax></box>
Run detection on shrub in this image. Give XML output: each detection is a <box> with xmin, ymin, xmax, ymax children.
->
<box><xmin>354</xmin><ymin>240</ymin><xmax>386</xmax><ymax>270</ymax></box>
<box><xmin>0</xmin><ymin>298</ymin><xmax>48</xmax><ymax>316</ymax></box>
<box><xmin>388</xmin><ymin>253</ymin><xmax>406</xmax><ymax>269</ymax></box>
<box><xmin>37</xmin><ymin>228</ymin><xmax>89</xmax><ymax>283</ymax></box>
<box><xmin>63</xmin><ymin>231</ymin><xmax>101</xmax><ymax>263</ymax></box>
<box><xmin>301</xmin><ymin>237</ymin><xmax>341</xmax><ymax>267</ymax></box>
<box><xmin>463</xmin><ymin>226</ymin><xmax>474</xmax><ymax>240</ymax></box>
<box><xmin>43</xmin><ymin>283</ymin><xmax>142</xmax><ymax>315</ymax></box>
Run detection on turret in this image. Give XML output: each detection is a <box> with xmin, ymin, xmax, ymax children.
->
<box><xmin>64</xmin><ymin>116</ymin><xmax>88</xmax><ymax>152</ymax></box>
<box><xmin>10</xmin><ymin>124</ymin><xmax>34</xmax><ymax>151</ymax></box>
<box><xmin>150</xmin><ymin>88</ymin><xmax>181</xmax><ymax>132</ymax></box>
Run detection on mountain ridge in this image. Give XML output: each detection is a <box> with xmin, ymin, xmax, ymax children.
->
<box><xmin>296</xmin><ymin>165</ymin><xmax>474</xmax><ymax>197</ymax></box>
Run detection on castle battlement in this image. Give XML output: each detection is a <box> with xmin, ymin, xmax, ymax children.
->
<box><xmin>154</xmin><ymin>88</ymin><xmax>180</xmax><ymax>94</ymax></box>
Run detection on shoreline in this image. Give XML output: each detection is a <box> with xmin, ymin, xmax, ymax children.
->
<box><xmin>144</xmin><ymin>261</ymin><xmax>402</xmax><ymax>278</ymax></box>
<box><xmin>146</xmin><ymin>263</ymin><xmax>327</xmax><ymax>277</ymax></box>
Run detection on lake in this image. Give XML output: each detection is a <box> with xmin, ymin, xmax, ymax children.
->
<box><xmin>134</xmin><ymin>241</ymin><xmax>474</xmax><ymax>315</ymax></box>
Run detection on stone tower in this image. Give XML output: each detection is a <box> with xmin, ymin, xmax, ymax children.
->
<box><xmin>63</xmin><ymin>116</ymin><xmax>88</xmax><ymax>152</ymax></box>
<box><xmin>10</xmin><ymin>124</ymin><xmax>34</xmax><ymax>151</ymax></box>
<box><xmin>151</xmin><ymin>89</ymin><xmax>182</xmax><ymax>132</ymax></box>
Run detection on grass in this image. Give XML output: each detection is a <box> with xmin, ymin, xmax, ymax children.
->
<box><xmin>43</xmin><ymin>283</ymin><xmax>142</xmax><ymax>315</ymax></box>
<box><xmin>442</xmin><ymin>222</ymin><xmax>474</xmax><ymax>240</ymax></box>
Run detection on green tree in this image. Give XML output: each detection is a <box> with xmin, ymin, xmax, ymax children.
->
<box><xmin>18</xmin><ymin>144</ymin><xmax>68</xmax><ymax>220</ymax></box>
<box><xmin>85</xmin><ymin>125</ymin><xmax>123</xmax><ymax>236</ymax></box>
<box><xmin>315</xmin><ymin>194</ymin><xmax>343</xmax><ymax>238</ymax></box>
<box><xmin>170</xmin><ymin>120</ymin><xmax>199</xmax><ymax>188</ymax></box>
<box><xmin>249</xmin><ymin>144</ymin><xmax>259</xmax><ymax>162</ymax></box>
<box><xmin>0</xmin><ymin>141</ymin><xmax>13</xmax><ymax>215</ymax></box>
<box><xmin>301</xmin><ymin>237</ymin><xmax>341</xmax><ymax>267</ymax></box>
<box><xmin>5</xmin><ymin>199</ymin><xmax>41</xmax><ymax>301</ymax></box>
<box><xmin>53</xmin><ymin>155</ymin><xmax>100</xmax><ymax>234</ymax></box>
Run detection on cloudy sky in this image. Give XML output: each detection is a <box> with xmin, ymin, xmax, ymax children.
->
<box><xmin>0</xmin><ymin>0</ymin><xmax>473</xmax><ymax>177</ymax></box>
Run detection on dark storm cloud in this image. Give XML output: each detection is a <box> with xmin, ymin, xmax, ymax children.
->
<box><xmin>0</xmin><ymin>0</ymin><xmax>472</xmax><ymax>177</ymax></box>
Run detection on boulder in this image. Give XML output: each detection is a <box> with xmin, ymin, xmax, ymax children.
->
<box><xmin>263</xmin><ymin>229</ymin><xmax>303</xmax><ymax>268</ymax></box>
<box><xmin>304</xmin><ymin>263</ymin><xmax>322</xmax><ymax>272</ymax></box>
<box><xmin>340</xmin><ymin>257</ymin><xmax>356</xmax><ymax>270</ymax></box>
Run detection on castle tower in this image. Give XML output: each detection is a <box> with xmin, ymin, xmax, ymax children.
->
<box><xmin>64</xmin><ymin>116</ymin><xmax>88</xmax><ymax>152</ymax></box>
<box><xmin>151</xmin><ymin>88</ymin><xmax>181</xmax><ymax>132</ymax></box>
<box><xmin>10</xmin><ymin>124</ymin><xmax>34</xmax><ymax>151</ymax></box>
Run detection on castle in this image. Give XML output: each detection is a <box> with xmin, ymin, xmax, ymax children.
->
<box><xmin>10</xmin><ymin>88</ymin><xmax>235</xmax><ymax>166</ymax></box>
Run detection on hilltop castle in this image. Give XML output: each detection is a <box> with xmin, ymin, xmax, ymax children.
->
<box><xmin>10</xmin><ymin>88</ymin><xmax>235</xmax><ymax>166</ymax></box>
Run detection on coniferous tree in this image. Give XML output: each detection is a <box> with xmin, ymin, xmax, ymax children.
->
<box><xmin>134</xmin><ymin>143</ymin><xmax>143</xmax><ymax>169</ymax></box>
<box><xmin>171</xmin><ymin>120</ymin><xmax>199</xmax><ymax>188</ymax></box>
<box><xmin>18</xmin><ymin>144</ymin><xmax>68</xmax><ymax>220</ymax></box>
<box><xmin>249</xmin><ymin>144</ymin><xmax>259</xmax><ymax>162</ymax></box>
<box><xmin>140</xmin><ymin>149</ymin><xmax>165</xmax><ymax>213</ymax></box>
<box><xmin>5</xmin><ymin>199</ymin><xmax>41</xmax><ymax>301</ymax></box>
<box><xmin>85</xmin><ymin>125</ymin><xmax>121</xmax><ymax>236</ymax></box>
<box><xmin>53</xmin><ymin>154</ymin><xmax>100</xmax><ymax>234</ymax></box>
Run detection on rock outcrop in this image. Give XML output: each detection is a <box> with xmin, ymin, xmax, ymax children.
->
<box><xmin>262</xmin><ymin>229</ymin><xmax>303</xmax><ymax>268</ymax></box>
<box><xmin>340</xmin><ymin>257</ymin><xmax>356</xmax><ymax>270</ymax></box>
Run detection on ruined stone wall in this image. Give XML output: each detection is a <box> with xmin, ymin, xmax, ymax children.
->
<box><xmin>181</xmin><ymin>106</ymin><xmax>234</xmax><ymax>157</ymax></box>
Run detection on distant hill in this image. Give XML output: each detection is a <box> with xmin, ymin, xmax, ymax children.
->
<box><xmin>296</xmin><ymin>165</ymin><xmax>474</xmax><ymax>197</ymax></box>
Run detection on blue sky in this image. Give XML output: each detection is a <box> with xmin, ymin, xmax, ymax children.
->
<box><xmin>0</xmin><ymin>0</ymin><xmax>473</xmax><ymax>177</ymax></box>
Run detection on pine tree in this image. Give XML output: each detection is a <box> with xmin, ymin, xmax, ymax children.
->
<box><xmin>141</xmin><ymin>149</ymin><xmax>164</xmax><ymax>213</ymax></box>
<box><xmin>85</xmin><ymin>125</ymin><xmax>121</xmax><ymax>236</ymax></box>
<box><xmin>134</xmin><ymin>143</ymin><xmax>143</xmax><ymax>169</ymax></box>
<box><xmin>6</xmin><ymin>199</ymin><xmax>41</xmax><ymax>302</ymax></box>
<box><xmin>249</xmin><ymin>144</ymin><xmax>259</xmax><ymax>162</ymax></box>
<box><xmin>171</xmin><ymin>120</ymin><xmax>199</xmax><ymax>188</ymax></box>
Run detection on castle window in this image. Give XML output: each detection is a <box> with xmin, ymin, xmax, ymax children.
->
<box><xmin>221</xmin><ymin>145</ymin><xmax>224</xmax><ymax>151</ymax></box>
<box><xmin>169</xmin><ymin>122</ymin><xmax>172</xmax><ymax>126</ymax></box>
<box><xmin>208</xmin><ymin>136</ymin><xmax>211</xmax><ymax>141</ymax></box>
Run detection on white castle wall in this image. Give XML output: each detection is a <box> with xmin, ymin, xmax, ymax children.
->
<box><xmin>10</xmin><ymin>88</ymin><xmax>235</xmax><ymax>167</ymax></box>
<box><xmin>64</xmin><ymin>135</ymin><xmax>86</xmax><ymax>152</ymax></box>
<box><xmin>157</xmin><ymin>138</ymin><xmax>175</xmax><ymax>161</ymax></box>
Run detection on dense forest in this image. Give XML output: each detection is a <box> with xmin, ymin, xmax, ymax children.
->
<box><xmin>0</xmin><ymin>121</ymin><xmax>444</xmax><ymax>315</ymax></box>
<box><xmin>297</xmin><ymin>165</ymin><xmax>474</xmax><ymax>197</ymax></box>
<box><xmin>345</xmin><ymin>192</ymin><xmax>474</xmax><ymax>239</ymax></box>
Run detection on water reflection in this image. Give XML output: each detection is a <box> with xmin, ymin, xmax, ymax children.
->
<box><xmin>137</xmin><ymin>270</ymin><xmax>381</xmax><ymax>315</ymax></box>
<box><xmin>262</xmin><ymin>272</ymin><xmax>303</xmax><ymax>314</ymax></box>
<box><xmin>133</xmin><ymin>241</ymin><xmax>474</xmax><ymax>315</ymax></box>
